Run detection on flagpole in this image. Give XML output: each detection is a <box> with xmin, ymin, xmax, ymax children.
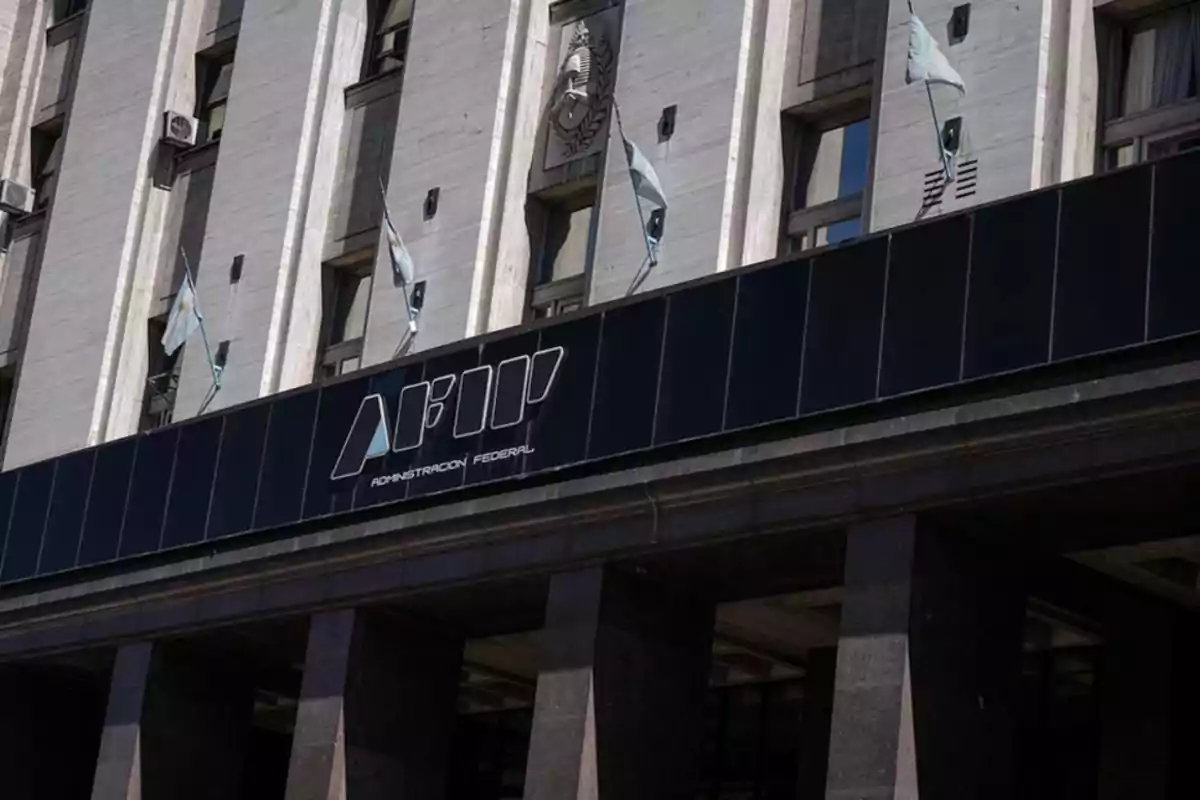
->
<box><xmin>611</xmin><ymin>99</ymin><xmax>657</xmax><ymax>270</ymax></box>
<box><xmin>925</xmin><ymin>81</ymin><xmax>953</xmax><ymax>180</ymax></box>
<box><xmin>178</xmin><ymin>247</ymin><xmax>222</xmax><ymax>412</ymax></box>
<box><xmin>378</xmin><ymin>176</ymin><xmax>419</xmax><ymax>352</ymax></box>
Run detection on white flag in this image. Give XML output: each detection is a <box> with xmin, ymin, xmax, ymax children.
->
<box><xmin>161</xmin><ymin>273</ymin><xmax>202</xmax><ymax>356</ymax></box>
<box><xmin>623</xmin><ymin>136</ymin><xmax>668</xmax><ymax>211</ymax></box>
<box><xmin>382</xmin><ymin>197</ymin><xmax>415</xmax><ymax>289</ymax></box>
<box><xmin>906</xmin><ymin>13</ymin><xmax>966</xmax><ymax>93</ymax></box>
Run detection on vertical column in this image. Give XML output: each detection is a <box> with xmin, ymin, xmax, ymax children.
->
<box><xmin>1098</xmin><ymin>605</ymin><xmax>1200</xmax><ymax>800</ymax></box>
<box><xmin>0</xmin><ymin>664</ymin><xmax>107</xmax><ymax>799</ymax></box>
<box><xmin>284</xmin><ymin>609</ymin><xmax>464</xmax><ymax>800</ymax></box>
<box><xmin>174</xmin><ymin>0</ymin><xmax>369</xmax><ymax>416</ymax></box>
<box><xmin>522</xmin><ymin>567</ymin><xmax>715</xmax><ymax>800</ymax></box>
<box><xmin>589</xmin><ymin>0</ymin><xmax>757</xmax><ymax>302</ymax></box>
<box><xmin>361</xmin><ymin>0</ymin><xmax>528</xmax><ymax>362</ymax></box>
<box><xmin>90</xmin><ymin>642</ymin><xmax>255</xmax><ymax>800</ymax></box>
<box><xmin>796</xmin><ymin>647</ymin><xmax>836</xmax><ymax>800</ymax></box>
<box><xmin>3</xmin><ymin>0</ymin><xmax>183</xmax><ymax>467</ymax></box>
<box><xmin>825</xmin><ymin>516</ymin><xmax>1025</xmax><ymax>800</ymax></box>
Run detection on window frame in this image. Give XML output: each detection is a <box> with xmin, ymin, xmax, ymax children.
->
<box><xmin>196</xmin><ymin>47</ymin><xmax>236</xmax><ymax>145</ymax></box>
<box><xmin>364</xmin><ymin>0</ymin><xmax>413</xmax><ymax>80</ymax></box>
<box><xmin>782</xmin><ymin>103</ymin><xmax>871</xmax><ymax>254</ymax></box>
<box><xmin>141</xmin><ymin>315</ymin><xmax>182</xmax><ymax>432</ymax></box>
<box><xmin>317</xmin><ymin>251</ymin><xmax>375</xmax><ymax>380</ymax></box>
<box><xmin>1098</xmin><ymin>1</ymin><xmax>1200</xmax><ymax>169</ymax></box>
<box><xmin>526</xmin><ymin>183</ymin><xmax>597</xmax><ymax>321</ymax></box>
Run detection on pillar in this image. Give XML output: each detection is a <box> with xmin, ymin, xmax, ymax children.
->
<box><xmin>824</xmin><ymin>516</ymin><xmax>1026</xmax><ymax>800</ymax></box>
<box><xmin>797</xmin><ymin>646</ymin><xmax>836</xmax><ymax>800</ymax></box>
<box><xmin>89</xmin><ymin>641</ymin><xmax>255</xmax><ymax>800</ymax></box>
<box><xmin>283</xmin><ymin>608</ymin><xmax>464</xmax><ymax>800</ymax></box>
<box><xmin>1099</xmin><ymin>604</ymin><xmax>1200</xmax><ymax>800</ymax></box>
<box><xmin>0</xmin><ymin>663</ymin><xmax>107</xmax><ymax>799</ymax></box>
<box><xmin>522</xmin><ymin>566</ymin><xmax>716</xmax><ymax>800</ymax></box>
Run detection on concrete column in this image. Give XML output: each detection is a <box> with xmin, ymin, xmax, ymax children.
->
<box><xmin>89</xmin><ymin>641</ymin><xmax>255</xmax><ymax>800</ymax></box>
<box><xmin>522</xmin><ymin>567</ymin><xmax>715</xmax><ymax>800</ymax></box>
<box><xmin>797</xmin><ymin>647</ymin><xmax>836</xmax><ymax>800</ymax></box>
<box><xmin>174</xmin><ymin>0</ymin><xmax>370</xmax><ymax>416</ymax></box>
<box><xmin>825</xmin><ymin>516</ymin><xmax>1026</xmax><ymax>800</ymax></box>
<box><xmin>1098</xmin><ymin>606</ymin><xmax>1200</xmax><ymax>800</ymax></box>
<box><xmin>0</xmin><ymin>664</ymin><xmax>107</xmax><ymax>799</ymax></box>
<box><xmin>2</xmin><ymin>0</ymin><xmax>191</xmax><ymax>467</ymax></box>
<box><xmin>284</xmin><ymin>608</ymin><xmax>464</xmax><ymax>800</ymax></box>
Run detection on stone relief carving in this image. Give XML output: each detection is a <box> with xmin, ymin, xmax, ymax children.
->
<box><xmin>543</xmin><ymin>11</ymin><xmax>617</xmax><ymax>170</ymax></box>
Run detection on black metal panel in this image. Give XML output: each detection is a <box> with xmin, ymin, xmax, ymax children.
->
<box><xmin>161</xmin><ymin>416</ymin><xmax>223</xmax><ymax>550</ymax></box>
<box><xmin>407</xmin><ymin>348</ymin><xmax>481</xmax><ymax>499</ymax></box>
<box><xmin>589</xmin><ymin>298</ymin><xmax>667</xmax><ymax>459</ymax></box>
<box><xmin>963</xmin><ymin>191</ymin><xmax>1057</xmax><ymax>378</ymax></box>
<box><xmin>353</xmin><ymin>362</ymin><xmax>426</xmax><ymax>510</ymax></box>
<box><xmin>880</xmin><ymin>216</ymin><xmax>970</xmax><ymax>396</ymax></box>
<box><xmin>466</xmin><ymin>331</ymin><xmax>541</xmax><ymax>487</ymax></box>
<box><xmin>1</xmin><ymin>462</ymin><xmax>54</xmax><ymax>582</ymax></box>
<box><xmin>0</xmin><ymin>471</ymin><xmax>20</xmax><ymax>579</ymax></box>
<box><xmin>37</xmin><ymin>449</ymin><xmax>95</xmax><ymax>575</ymax></box>
<box><xmin>655</xmin><ymin>280</ymin><xmax>736</xmax><ymax>445</ymax></box>
<box><xmin>77</xmin><ymin>438</ymin><xmax>136</xmax><ymax>567</ymax></box>
<box><xmin>527</xmin><ymin>315</ymin><xmax>601</xmax><ymax>472</ymax></box>
<box><xmin>725</xmin><ymin>261</ymin><xmax>809</xmax><ymax>430</ymax></box>
<box><xmin>800</xmin><ymin>238</ymin><xmax>888</xmax><ymax>413</ymax></box>
<box><xmin>207</xmin><ymin>403</ymin><xmax>269</xmax><ymax>541</ymax></box>
<box><xmin>305</xmin><ymin>377</ymin><xmax>372</xmax><ymax>519</ymax></box>
<box><xmin>1054</xmin><ymin>168</ymin><xmax>1151</xmax><ymax>359</ymax></box>
<box><xmin>253</xmin><ymin>391</ymin><xmax>319</xmax><ymax>529</ymax></box>
<box><xmin>120</xmin><ymin>428</ymin><xmax>179</xmax><ymax>558</ymax></box>
<box><xmin>1148</xmin><ymin>151</ymin><xmax>1200</xmax><ymax>340</ymax></box>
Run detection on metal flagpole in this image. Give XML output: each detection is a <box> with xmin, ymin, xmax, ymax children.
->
<box><xmin>909</xmin><ymin>0</ymin><xmax>953</xmax><ymax>181</ymax></box>
<box><xmin>178</xmin><ymin>248</ymin><xmax>223</xmax><ymax>414</ymax></box>
<box><xmin>378</xmin><ymin>176</ymin><xmax>419</xmax><ymax>357</ymax></box>
<box><xmin>611</xmin><ymin>99</ymin><xmax>657</xmax><ymax>272</ymax></box>
<box><xmin>925</xmin><ymin>82</ymin><xmax>953</xmax><ymax>180</ymax></box>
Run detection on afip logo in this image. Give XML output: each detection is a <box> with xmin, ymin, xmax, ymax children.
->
<box><xmin>330</xmin><ymin>346</ymin><xmax>565</xmax><ymax>481</ymax></box>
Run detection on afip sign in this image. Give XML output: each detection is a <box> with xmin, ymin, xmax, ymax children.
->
<box><xmin>330</xmin><ymin>347</ymin><xmax>565</xmax><ymax>481</ymax></box>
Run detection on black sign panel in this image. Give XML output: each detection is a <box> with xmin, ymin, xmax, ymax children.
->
<box><xmin>0</xmin><ymin>151</ymin><xmax>1197</xmax><ymax>585</ymax></box>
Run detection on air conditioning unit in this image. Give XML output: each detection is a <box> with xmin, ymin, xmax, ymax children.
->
<box><xmin>0</xmin><ymin>179</ymin><xmax>33</xmax><ymax>215</ymax></box>
<box><xmin>161</xmin><ymin>110</ymin><xmax>198</xmax><ymax>148</ymax></box>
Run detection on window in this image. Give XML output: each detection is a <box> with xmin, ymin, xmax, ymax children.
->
<box><xmin>785</xmin><ymin>113</ymin><xmax>870</xmax><ymax>252</ymax></box>
<box><xmin>528</xmin><ymin>191</ymin><xmax>595</xmax><ymax>319</ymax></box>
<box><xmin>141</xmin><ymin>317</ymin><xmax>180</xmax><ymax>431</ymax></box>
<box><xmin>318</xmin><ymin>256</ymin><xmax>373</xmax><ymax>379</ymax></box>
<box><xmin>0</xmin><ymin>367</ymin><xmax>13</xmax><ymax>454</ymax></box>
<box><xmin>52</xmin><ymin>0</ymin><xmax>87</xmax><ymax>23</ymax></box>
<box><xmin>196</xmin><ymin>51</ymin><xmax>235</xmax><ymax>144</ymax></box>
<box><xmin>365</xmin><ymin>0</ymin><xmax>412</xmax><ymax>78</ymax></box>
<box><xmin>29</xmin><ymin>125</ymin><xmax>63</xmax><ymax>210</ymax></box>
<box><xmin>1100</xmin><ymin>2</ymin><xmax>1200</xmax><ymax>166</ymax></box>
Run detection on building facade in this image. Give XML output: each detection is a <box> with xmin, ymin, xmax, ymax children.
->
<box><xmin>0</xmin><ymin>0</ymin><xmax>1199</xmax><ymax>798</ymax></box>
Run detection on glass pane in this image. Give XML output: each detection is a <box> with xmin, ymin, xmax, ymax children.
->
<box><xmin>1122</xmin><ymin>28</ymin><xmax>1156</xmax><ymax>116</ymax></box>
<box><xmin>796</xmin><ymin>118</ymin><xmax>870</xmax><ymax>209</ymax></box>
<box><xmin>339</xmin><ymin>356</ymin><xmax>361</xmax><ymax>374</ymax></box>
<box><xmin>380</xmin><ymin>0</ymin><xmax>413</xmax><ymax>30</ymax></box>
<box><xmin>207</xmin><ymin>103</ymin><xmax>226</xmax><ymax>141</ymax></box>
<box><xmin>541</xmin><ymin>205</ymin><xmax>593</xmax><ymax>283</ymax></box>
<box><xmin>209</xmin><ymin>61</ymin><xmax>234</xmax><ymax>103</ymax></box>
<box><xmin>816</xmin><ymin>216</ymin><xmax>862</xmax><ymax>246</ymax></box>
<box><xmin>331</xmin><ymin>270</ymin><xmax>369</xmax><ymax>345</ymax></box>
<box><xmin>1108</xmin><ymin>143</ymin><xmax>1136</xmax><ymax>169</ymax></box>
<box><xmin>1146</xmin><ymin>127</ymin><xmax>1200</xmax><ymax>160</ymax></box>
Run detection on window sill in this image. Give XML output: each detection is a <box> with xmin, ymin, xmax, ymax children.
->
<box><xmin>1103</xmin><ymin>98</ymin><xmax>1200</xmax><ymax>146</ymax></box>
<box><xmin>46</xmin><ymin>11</ymin><xmax>86</xmax><ymax>44</ymax></box>
<box><xmin>345</xmin><ymin>68</ymin><xmax>405</xmax><ymax>108</ymax></box>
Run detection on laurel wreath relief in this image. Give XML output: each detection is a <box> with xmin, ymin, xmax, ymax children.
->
<box><xmin>550</xmin><ymin>22</ymin><xmax>616</xmax><ymax>159</ymax></box>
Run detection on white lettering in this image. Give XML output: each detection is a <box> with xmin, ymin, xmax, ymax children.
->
<box><xmin>367</xmin><ymin>447</ymin><xmax>536</xmax><ymax>487</ymax></box>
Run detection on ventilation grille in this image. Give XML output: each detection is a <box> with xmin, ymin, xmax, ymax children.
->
<box><xmin>921</xmin><ymin>157</ymin><xmax>980</xmax><ymax>212</ymax></box>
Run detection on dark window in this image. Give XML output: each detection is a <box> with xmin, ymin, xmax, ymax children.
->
<box><xmin>52</xmin><ymin>0</ymin><xmax>87</xmax><ymax>23</ymax></box>
<box><xmin>366</xmin><ymin>0</ymin><xmax>412</xmax><ymax>78</ymax></box>
<box><xmin>196</xmin><ymin>50</ymin><xmax>235</xmax><ymax>144</ymax></box>
<box><xmin>141</xmin><ymin>316</ymin><xmax>181</xmax><ymax>432</ymax></box>
<box><xmin>785</xmin><ymin>109</ymin><xmax>870</xmax><ymax>253</ymax></box>
<box><xmin>1100</xmin><ymin>2</ymin><xmax>1200</xmax><ymax>167</ymax></box>
<box><xmin>0</xmin><ymin>367</ymin><xmax>13</xmax><ymax>457</ymax></box>
<box><xmin>29</xmin><ymin>125</ymin><xmax>63</xmax><ymax>210</ymax></box>
<box><xmin>318</xmin><ymin>254</ymin><xmax>373</xmax><ymax>379</ymax></box>
<box><xmin>528</xmin><ymin>188</ymin><xmax>595</xmax><ymax>319</ymax></box>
